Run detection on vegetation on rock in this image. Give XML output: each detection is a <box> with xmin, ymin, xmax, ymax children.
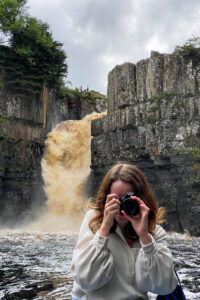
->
<box><xmin>58</xmin><ymin>82</ymin><xmax>107</xmax><ymax>104</ymax></box>
<box><xmin>181</xmin><ymin>36</ymin><xmax>200</xmax><ymax>66</ymax></box>
<box><xmin>0</xmin><ymin>0</ymin><xmax>67</xmax><ymax>95</ymax></box>
<box><xmin>0</xmin><ymin>113</ymin><xmax>8</xmax><ymax>138</ymax></box>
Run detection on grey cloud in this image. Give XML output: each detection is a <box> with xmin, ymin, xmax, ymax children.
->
<box><xmin>27</xmin><ymin>0</ymin><xmax>200</xmax><ymax>93</ymax></box>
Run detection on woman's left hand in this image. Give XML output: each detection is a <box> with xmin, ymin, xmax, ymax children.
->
<box><xmin>122</xmin><ymin>196</ymin><xmax>152</xmax><ymax>245</ymax></box>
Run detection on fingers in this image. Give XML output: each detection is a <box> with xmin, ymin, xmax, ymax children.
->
<box><xmin>101</xmin><ymin>194</ymin><xmax>121</xmax><ymax>233</ymax></box>
<box><xmin>130</xmin><ymin>195</ymin><xmax>143</xmax><ymax>205</ymax></box>
<box><xmin>104</xmin><ymin>195</ymin><xmax>120</xmax><ymax>217</ymax></box>
<box><xmin>105</xmin><ymin>200</ymin><xmax>120</xmax><ymax>215</ymax></box>
<box><xmin>109</xmin><ymin>208</ymin><xmax>120</xmax><ymax>216</ymax></box>
<box><xmin>106</xmin><ymin>193</ymin><xmax>119</xmax><ymax>203</ymax></box>
<box><xmin>105</xmin><ymin>198</ymin><xmax>120</xmax><ymax>207</ymax></box>
<box><xmin>105</xmin><ymin>194</ymin><xmax>120</xmax><ymax>210</ymax></box>
<box><xmin>130</xmin><ymin>196</ymin><xmax>150</xmax><ymax>213</ymax></box>
<box><xmin>105</xmin><ymin>202</ymin><xmax>119</xmax><ymax>210</ymax></box>
<box><xmin>122</xmin><ymin>199</ymin><xmax>150</xmax><ymax>220</ymax></box>
<box><xmin>121</xmin><ymin>210</ymin><xmax>132</xmax><ymax>221</ymax></box>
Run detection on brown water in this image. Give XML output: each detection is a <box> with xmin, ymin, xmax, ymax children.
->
<box><xmin>1</xmin><ymin>112</ymin><xmax>200</xmax><ymax>299</ymax></box>
<box><xmin>27</xmin><ymin>111</ymin><xmax>107</xmax><ymax>232</ymax></box>
<box><xmin>0</xmin><ymin>231</ymin><xmax>199</xmax><ymax>299</ymax></box>
<box><xmin>42</xmin><ymin>112</ymin><xmax>106</xmax><ymax>217</ymax></box>
<box><xmin>0</xmin><ymin>231</ymin><xmax>77</xmax><ymax>299</ymax></box>
<box><xmin>0</xmin><ymin>112</ymin><xmax>110</xmax><ymax>299</ymax></box>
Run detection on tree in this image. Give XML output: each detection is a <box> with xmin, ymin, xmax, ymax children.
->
<box><xmin>0</xmin><ymin>0</ymin><xmax>67</xmax><ymax>94</ymax></box>
<box><xmin>181</xmin><ymin>36</ymin><xmax>200</xmax><ymax>65</ymax></box>
<box><xmin>0</xmin><ymin>0</ymin><xmax>27</xmax><ymax>42</ymax></box>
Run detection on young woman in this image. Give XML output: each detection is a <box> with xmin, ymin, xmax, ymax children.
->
<box><xmin>71</xmin><ymin>163</ymin><xmax>177</xmax><ymax>299</ymax></box>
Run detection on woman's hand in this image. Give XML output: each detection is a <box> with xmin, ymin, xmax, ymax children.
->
<box><xmin>122</xmin><ymin>196</ymin><xmax>152</xmax><ymax>245</ymax></box>
<box><xmin>99</xmin><ymin>194</ymin><xmax>120</xmax><ymax>237</ymax></box>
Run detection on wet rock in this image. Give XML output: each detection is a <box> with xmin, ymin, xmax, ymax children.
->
<box><xmin>0</xmin><ymin>232</ymin><xmax>199</xmax><ymax>299</ymax></box>
<box><xmin>91</xmin><ymin>47</ymin><xmax>200</xmax><ymax>236</ymax></box>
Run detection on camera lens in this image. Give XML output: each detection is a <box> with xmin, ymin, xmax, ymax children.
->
<box><xmin>123</xmin><ymin>198</ymin><xmax>139</xmax><ymax>216</ymax></box>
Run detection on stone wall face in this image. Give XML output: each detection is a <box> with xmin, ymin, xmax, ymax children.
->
<box><xmin>91</xmin><ymin>49</ymin><xmax>200</xmax><ymax>236</ymax></box>
<box><xmin>0</xmin><ymin>90</ymin><xmax>44</xmax><ymax>142</ymax></box>
<box><xmin>0</xmin><ymin>84</ymin><xmax>107</xmax><ymax>226</ymax></box>
<box><xmin>0</xmin><ymin>89</ymin><xmax>46</xmax><ymax>226</ymax></box>
<box><xmin>46</xmin><ymin>93</ymin><xmax>107</xmax><ymax>132</ymax></box>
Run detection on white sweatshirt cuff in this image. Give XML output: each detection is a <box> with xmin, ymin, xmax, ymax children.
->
<box><xmin>140</xmin><ymin>235</ymin><xmax>157</xmax><ymax>256</ymax></box>
<box><xmin>93</xmin><ymin>230</ymin><xmax>109</xmax><ymax>249</ymax></box>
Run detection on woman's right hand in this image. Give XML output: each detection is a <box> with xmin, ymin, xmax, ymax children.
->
<box><xmin>98</xmin><ymin>194</ymin><xmax>120</xmax><ymax>237</ymax></box>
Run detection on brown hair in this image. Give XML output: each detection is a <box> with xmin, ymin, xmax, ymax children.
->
<box><xmin>88</xmin><ymin>163</ymin><xmax>166</xmax><ymax>240</ymax></box>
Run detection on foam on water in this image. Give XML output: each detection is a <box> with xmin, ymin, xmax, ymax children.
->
<box><xmin>1</xmin><ymin>110</ymin><xmax>199</xmax><ymax>298</ymax></box>
<box><xmin>19</xmin><ymin>111</ymin><xmax>106</xmax><ymax>232</ymax></box>
<box><xmin>0</xmin><ymin>231</ymin><xmax>199</xmax><ymax>299</ymax></box>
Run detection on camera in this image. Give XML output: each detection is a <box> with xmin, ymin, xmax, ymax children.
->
<box><xmin>117</xmin><ymin>192</ymin><xmax>140</xmax><ymax>216</ymax></box>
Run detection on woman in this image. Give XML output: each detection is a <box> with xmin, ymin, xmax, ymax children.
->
<box><xmin>71</xmin><ymin>163</ymin><xmax>177</xmax><ymax>300</ymax></box>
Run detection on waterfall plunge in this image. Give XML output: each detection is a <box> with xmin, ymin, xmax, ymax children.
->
<box><xmin>27</xmin><ymin>112</ymin><xmax>106</xmax><ymax>232</ymax></box>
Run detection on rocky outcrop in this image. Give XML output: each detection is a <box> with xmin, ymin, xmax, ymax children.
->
<box><xmin>46</xmin><ymin>91</ymin><xmax>107</xmax><ymax>132</ymax></box>
<box><xmin>0</xmin><ymin>83</ymin><xmax>106</xmax><ymax>226</ymax></box>
<box><xmin>91</xmin><ymin>49</ymin><xmax>200</xmax><ymax>236</ymax></box>
<box><xmin>0</xmin><ymin>88</ymin><xmax>45</xmax><ymax>226</ymax></box>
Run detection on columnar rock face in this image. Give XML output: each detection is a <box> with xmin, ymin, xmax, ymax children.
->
<box><xmin>46</xmin><ymin>92</ymin><xmax>107</xmax><ymax>133</ymax></box>
<box><xmin>0</xmin><ymin>90</ymin><xmax>45</xmax><ymax>226</ymax></box>
<box><xmin>91</xmin><ymin>49</ymin><xmax>200</xmax><ymax>236</ymax></box>
<box><xmin>0</xmin><ymin>85</ymin><xmax>106</xmax><ymax>226</ymax></box>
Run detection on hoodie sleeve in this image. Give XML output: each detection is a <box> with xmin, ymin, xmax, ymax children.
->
<box><xmin>71</xmin><ymin>210</ymin><xmax>114</xmax><ymax>290</ymax></box>
<box><xmin>135</xmin><ymin>225</ymin><xmax>178</xmax><ymax>295</ymax></box>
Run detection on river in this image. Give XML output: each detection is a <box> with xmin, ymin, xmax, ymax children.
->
<box><xmin>1</xmin><ymin>113</ymin><xmax>199</xmax><ymax>299</ymax></box>
<box><xmin>0</xmin><ymin>230</ymin><xmax>199</xmax><ymax>300</ymax></box>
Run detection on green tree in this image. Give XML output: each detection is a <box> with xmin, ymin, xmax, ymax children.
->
<box><xmin>0</xmin><ymin>0</ymin><xmax>67</xmax><ymax>94</ymax></box>
<box><xmin>0</xmin><ymin>0</ymin><xmax>27</xmax><ymax>33</ymax></box>
<box><xmin>181</xmin><ymin>36</ymin><xmax>200</xmax><ymax>65</ymax></box>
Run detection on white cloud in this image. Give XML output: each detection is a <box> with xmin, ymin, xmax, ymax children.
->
<box><xmin>27</xmin><ymin>0</ymin><xmax>200</xmax><ymax>94</ymax></box>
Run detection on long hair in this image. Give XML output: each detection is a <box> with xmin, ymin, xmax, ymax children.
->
<box><xmin>88</xmin><ymin>163</ymin><xmax>166</xmax><ymax>240</ymax></box>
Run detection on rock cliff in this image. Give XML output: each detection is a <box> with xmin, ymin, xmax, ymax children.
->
<box><xmin>0</xmin><ymin>83</ymin><xmax>106</xmax><ymax>226</ymax></box>
<box><xmin>46</xmin><ymin>91</ymin><xmax>106</xmax><ymax>132</ymax></box>
<box><xmin>91</xmin><ymin>48</ymin><xmax>200</xmax><ymax>236</ymax></box>
<box><xmin>0</xmin><ymin>89</ymin><xmax>45</xmax><ymax>226</ymax></box>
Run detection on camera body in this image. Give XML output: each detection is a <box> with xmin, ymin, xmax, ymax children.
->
<box><xmin>117</xmin><ymin>192</ymin><xmax>140</xmax><ymax>216</ymax></box>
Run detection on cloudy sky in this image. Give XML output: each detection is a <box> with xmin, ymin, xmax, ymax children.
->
<box><xmin>27</xmin><ymin>0</ymin><xmax>200</xmax><ymax>94</ymax></box>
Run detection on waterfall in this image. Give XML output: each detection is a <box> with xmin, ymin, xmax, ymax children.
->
<box><xmin>27</xmin><ymin>112</ymin><xmax>106</xmax><ymax>231</ymax></box>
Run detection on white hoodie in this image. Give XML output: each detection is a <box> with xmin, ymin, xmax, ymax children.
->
<box><xmin>71</xmin><ymin>210</ymin><xmax>177</xmax><ymax>300</ymax></box>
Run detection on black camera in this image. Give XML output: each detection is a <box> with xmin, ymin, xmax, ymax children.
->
<box><xmin>117</xmin><ymin>192</ymin><xmax>140</xmax><ymax>216</ymax></box>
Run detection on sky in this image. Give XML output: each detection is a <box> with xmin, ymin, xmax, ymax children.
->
<box><xmin>27</xmin><ymin>0</ymin><xmax>200</xmax><ymax>95</ymax></box>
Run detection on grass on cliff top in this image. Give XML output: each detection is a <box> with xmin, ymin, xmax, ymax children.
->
<box><xmin>58</xmin><ymin>86</ymin><xmax>106</xmax><ymax>103</ymax></box>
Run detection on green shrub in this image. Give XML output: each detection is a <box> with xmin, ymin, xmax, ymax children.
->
<box><xmin>181</xmin><ymin>37</ymin><xmax>200</xmax><ymax>66</ymax></box>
